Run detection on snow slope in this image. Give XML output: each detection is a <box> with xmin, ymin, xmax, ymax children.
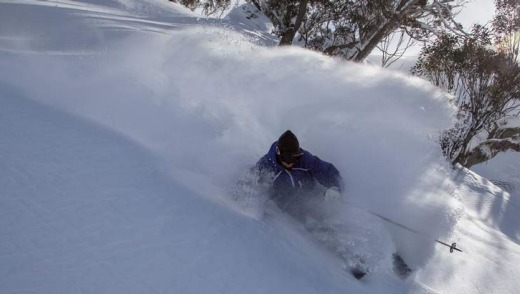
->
<box><xmin>1</xmin><ymin>0</ymin><xmax>519</xmax><ymax>293</ymax></box>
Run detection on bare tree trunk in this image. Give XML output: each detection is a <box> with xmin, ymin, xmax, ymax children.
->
<box><xmin>354</xmin><ymin>21</ymin><xmax>396</xmax><ymax>61</ymax></box>
<box><xmin>323</xmin><ymin>7</ymin><xmax>406</xmax><ymax>61</ymax></box>
<box><xmin>462</xmin><ymin>138</ymin><xmax>520</xmax><ymax>168</ymax></box>
<box><xmin>455</xmin><ymin>126</ymin><xmax>520</xmax><ymax>168</ymax></box>
<box><xmin>250</xmin><ymin>0</ymin><xmax>262</xmax><ymax>11</ymax></box>
<box><xmin>279</xmin><ymin>0</ymin><xmax>309</xmax><ymax>46</ymax></box>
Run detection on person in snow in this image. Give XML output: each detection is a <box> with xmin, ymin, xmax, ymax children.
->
<box><xmin>254</xmin><ymin>130</ymin><xmax>343</xmax><ymax>216</ymax></box>
<box><xmin>250</xmin><ymin>131</ymin><xmax>371</xmax><ymax>279</ymax></box>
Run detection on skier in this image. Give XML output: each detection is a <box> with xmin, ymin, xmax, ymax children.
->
<box><xmin>241</xmin><ymin>130</ymin><xmax>371</xmax><ymax>279</ymax></box>
<box><xmin>246</xmin><ymin>131</ymin><xmax>413</xmax><ymax>280</ymax></box>
<box><xmin>254</xmin><ymin>130</ymin><xmax>343</xmax><ymax>217</ymax></box>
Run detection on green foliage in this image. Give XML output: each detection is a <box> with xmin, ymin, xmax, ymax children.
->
<box><xmin>178</xmin><ymin>0</ymin><xmax>466</xmax><ymax>61</ymax></box>
<box><xmin>251</xmin><ymin>0</ymin><xmax>466</xmax><ymax>61</ymax></box>
<box><xmin>493</xmin><ymin>0</ymin><xmax>520</xmax><ymax>62</ymax></box>
<box><xmin>413</xmin><ymin>24</ymin><xmax>520</xmax><ymax>167</ymax></box>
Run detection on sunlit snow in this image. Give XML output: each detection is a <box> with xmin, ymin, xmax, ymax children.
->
<box><xmin>1</xmin><ymin>1</ymin><xmax>519</xmax><ymax>293</ymax></box>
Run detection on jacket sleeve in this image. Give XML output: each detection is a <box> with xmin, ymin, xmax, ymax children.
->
<box><xmin>233</xmin><ymin>155</ymin><xmax>274</xmax><ymax>202</ymax></box>
<box><xmin>253</xmin><ymin>155</ymin><xmax>276</xmax><ymax>185</ymax></box>
<box><xmin>308</xmin><ymin>155</ymin><xmax>343</xmax><ymax>191</ymax></box>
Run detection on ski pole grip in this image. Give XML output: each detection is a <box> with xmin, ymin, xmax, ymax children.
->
<box><xmin>450</xmin><ymin>242</ymin><xmax>462</xmax><ymax>253</ymax></box>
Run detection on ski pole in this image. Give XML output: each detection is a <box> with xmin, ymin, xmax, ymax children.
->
<box><xmin>345</xmin><ymin>201</ymin><xmax>463</xmax><ymax>254</ymax></box>
<box><xmin>436</xmin><ymin>240</ymin><xmax>462</xmax><ymax>253</ymax></box>
<box><xmin>368</xmin><ymin>211</ymin><xmax>463</xmax><ymax>253</ymax></box>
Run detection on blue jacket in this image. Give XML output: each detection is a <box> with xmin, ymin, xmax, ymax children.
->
<box><xmin>255</xmin><ymin>142</ymin><xmax>343</xmax><ymax>200</ymax></box>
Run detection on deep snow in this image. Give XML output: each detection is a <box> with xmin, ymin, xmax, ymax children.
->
<box><xmin>1</xmin><ymin>0</ymin><xmax>519</xmax><ymax>293</ymax></box>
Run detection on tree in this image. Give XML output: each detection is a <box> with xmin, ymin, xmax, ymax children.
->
<box><xmin>177</xmin><ymin>0</ymin><xmax>467</xmax><ymax>62</ymax></box>
<box><xmin>176</xmin><ymin>0</ymin><xmax>230</xmax><ymax>15</ymax></box>
<box><xmin>252</xmin><ymin>0</ymin><xmax>467</xmax><ymax>62</ymax></box>
<box><xmin>412</xmin><ymin>25</ymin><xmax>520</xmax><ymax>168</ymax></box>
<box><xmin>493</xmin><ymin>0</ymin><xmax>520</xmax><ymax>62</ymax></box>
<box><xmin>248</xmin><ymin>0</ymin><xmax>310</xmax><ymax>45</ymax></box>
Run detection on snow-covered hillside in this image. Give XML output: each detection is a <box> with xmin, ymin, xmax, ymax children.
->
<box><xmin>1</xmin><ymin>1</ymin><xmax>519</xmax><ymax>293</ymax></box>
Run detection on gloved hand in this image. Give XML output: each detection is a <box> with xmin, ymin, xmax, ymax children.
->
<box><xmin>324</xmin><ymin>187</ymin><xmax>341</xmax><ymax>202</ymax></box>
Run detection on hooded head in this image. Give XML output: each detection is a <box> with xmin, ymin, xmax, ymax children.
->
<box><xmin>277</xmin><ymin>130</ymin><xmax>302</xmax><ymax>156</ymax></box>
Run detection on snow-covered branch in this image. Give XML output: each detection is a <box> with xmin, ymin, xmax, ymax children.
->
<box><xmin>462</xmin><ymin>131</ymin><xmax>520</xmax><ymax>167</ymax></box>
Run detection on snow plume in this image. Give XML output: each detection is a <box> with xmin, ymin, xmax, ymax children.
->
<box><xmin>1</xmin><ymin>25</ymin><xmax>460</xmax><ymax>272</ymax></box>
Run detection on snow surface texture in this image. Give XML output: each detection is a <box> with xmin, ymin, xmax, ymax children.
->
<box><xmin>1</xmin><ymin>0</ymin><xmax>519</xmax><ymax>293</ymax></box>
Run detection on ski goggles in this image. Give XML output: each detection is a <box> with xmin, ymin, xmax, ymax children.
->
<box><xmin>276</xmin><ymin>146</ymin><xmax>303</xmax><ymax>164</ymax></box>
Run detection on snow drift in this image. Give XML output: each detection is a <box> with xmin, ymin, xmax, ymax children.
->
<box><xmin>1</xmin><ymin>0</ymin><xmax>519</xmax><ymax>293</ymax></box>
